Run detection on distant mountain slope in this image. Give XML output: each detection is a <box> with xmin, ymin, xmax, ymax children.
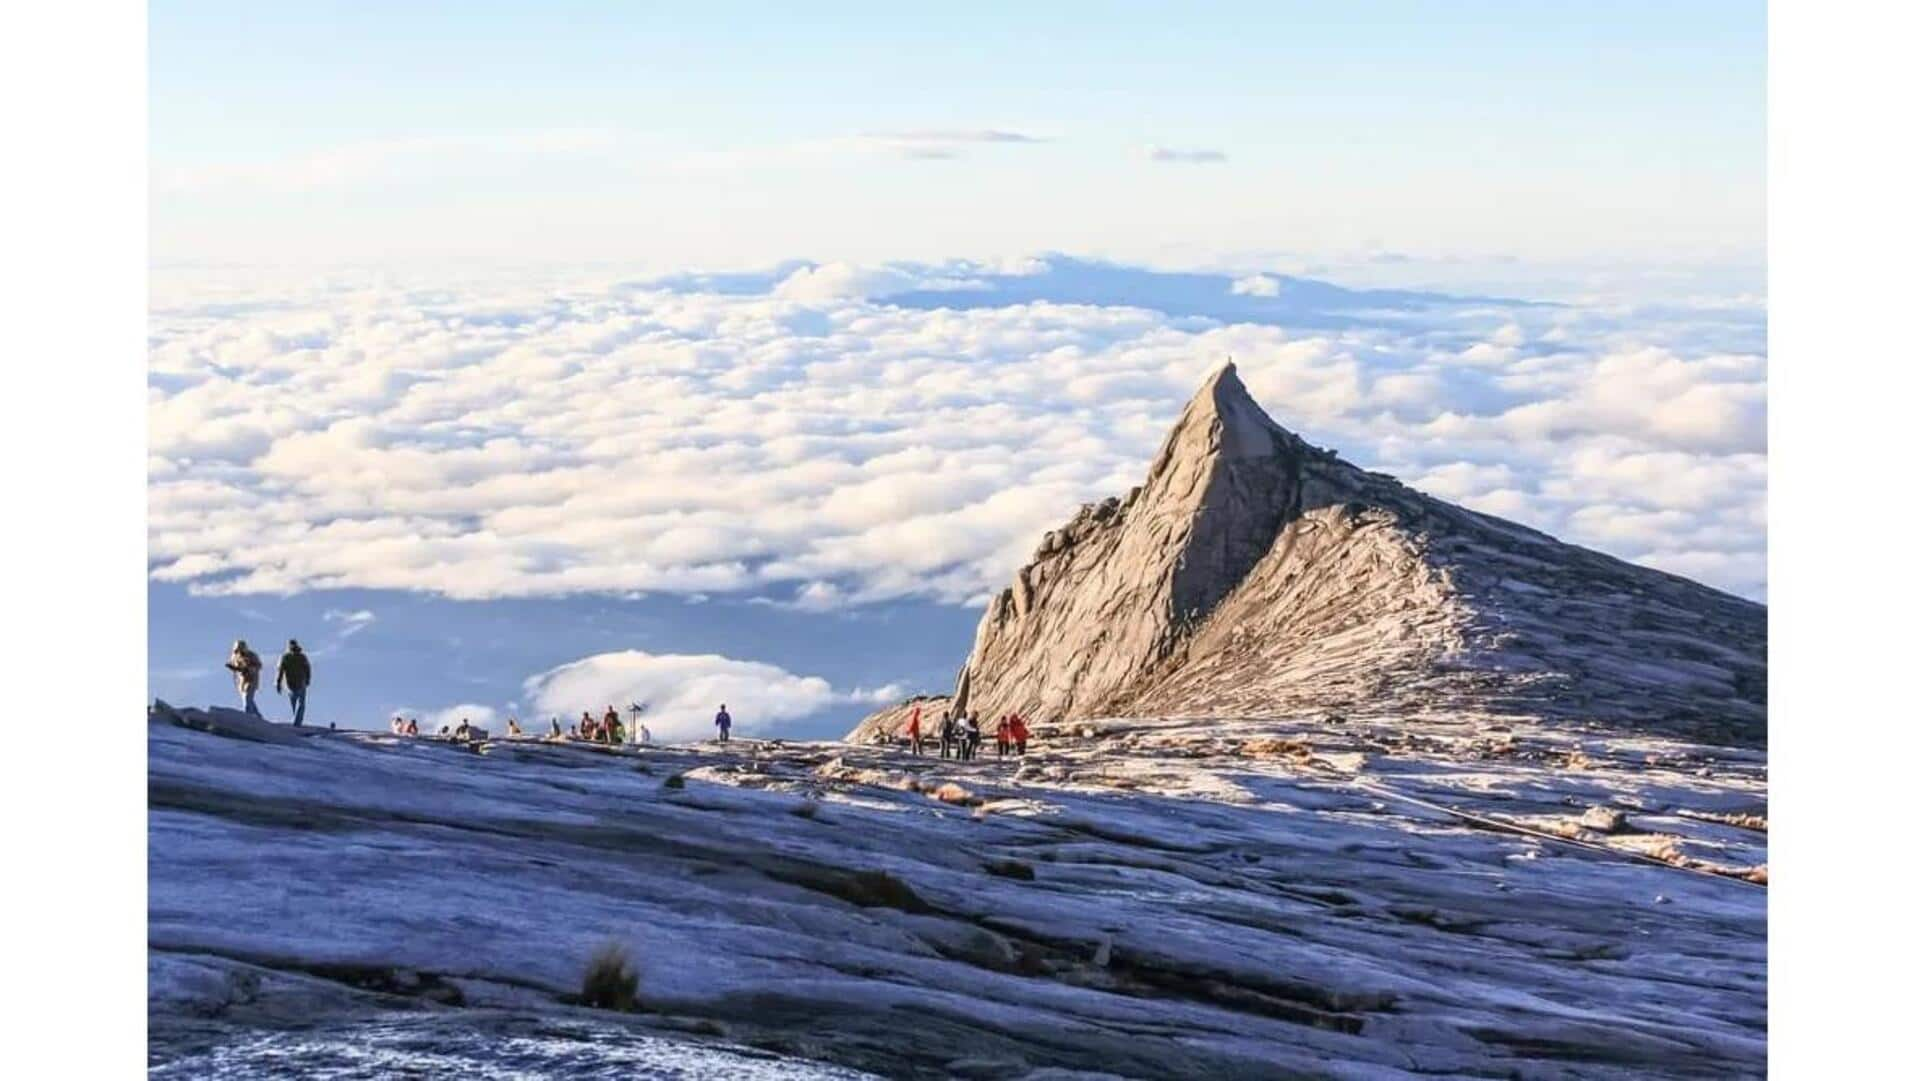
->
<box><xmin>911</xmin><ymin>363</ymin><xmax>1763</xmax><ymax>745</ymax></box>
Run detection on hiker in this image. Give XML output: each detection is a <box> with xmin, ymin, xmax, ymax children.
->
<box><xmin>454</xmin><ymin>718</ymin><xmax>471</xmax><ymax>741</ymax></box>
<box><xmin>507</xmin><ymin>717</ymin><xmax>523</xmax><ymax>737</ymax></box>
<box><xmin>549</xmin><ymin>717</ymin><xmax>562</xmax><ymax>739</ymax></box>
<box><xmin>390</xmin><ymin>716</ymin><xmax>404</xmax><ymax>735</ymax></box>
<box><xmin>636</xmin><ymin>721</ymin><xmax>651</xmax><ymax>744</ymax></box>
<box><xmin>906</xmin><ymin>705</ymin><xmax>924</xmax><ymax>756</ymax></box>
<box><xmin>225</xmin><ymin>639</ymin><xmax>264</xmax><ymax>717</ymax></box>
<box><xmin>580</xmin><ymin>710</ymin><xmax>597</xmax><ymax>741</ymax></box>
<box><xmin>963</xmin><ymin>713</ymin><xmax>983</xmax><ymax>761</ymax></box>
<box><xmin>714</xmin><ymin>704</ymin><xmax>733</xmax><ymax>743</ymax></box>
<box><xmin>1009</xmin><ymin>713</ymin><xmax>1030</xmax><ymax>755</ymax></box>
<box><xmin>603</xmin><ymin>706</ymin><xmax>621</xmax><ymax>744</ymax></box>
<box><xmin>995</xmin><ymin>716</ymin><xmax>1011</xmax><ymax>758</ymax></box>
<box><xmin>405</xmin><ymin>717</ymin><xmax>418</xmax><ymax>736</ymax></box>
<box><xmin>938</xmin><ymin>711</ymin><xmax>955</xmax><ymax>759</ymax></box>
<box><xmin>274</xmin><ymin>639</ymin><xmax>312</xmax><ymax>726</ymax></box>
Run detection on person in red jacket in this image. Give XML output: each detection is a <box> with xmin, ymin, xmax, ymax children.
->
<box><xmin>905</xmin><ymin>705</ymin><xmax>923</xmax><ymax>756</ymax></box>
<box><xmin>995</xmin><ymin>715</ymin><xmax>1012</xmax><ymax>758</ymax></box>
<box><xmin>1008</xmin><ymin>714</ymin><xmax>1030</xmax><ymax>755</ymax></box>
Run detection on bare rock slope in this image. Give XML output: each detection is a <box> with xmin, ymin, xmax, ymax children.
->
<box><xmin>933</xmin><ymin>363</ymin><xmax>1764</xmax><ymax>744</ymax></box>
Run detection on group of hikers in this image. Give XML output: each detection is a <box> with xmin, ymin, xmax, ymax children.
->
<box><xmin>385</xmin><ymin>704</ymin><xmax>739</xmax><ymax>746</ymax></box>
<box><xmin>224</xmin><ymin>635</ymin><xmax>745</xmax><ymax>746</ymax></box>
<box><xmin>225</xmin><ymin>639</ymin><xmax>311</xmax><ymax>725</ymax></box>
<box><xmin>898</xmin><ymin>703</ymin><xmax>1031</xmax><ymax>760</ymax></box>
<box><xmin>225</xmin><ymin>637</ymin><xmax>1021</xmax><ymax>762</ymax></box>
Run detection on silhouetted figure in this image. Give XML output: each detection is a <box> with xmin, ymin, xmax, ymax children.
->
<box><xmin>715</xmin><ymin>704</ymin><xmax>733</xmax><ymax>743</ymax></box>
<box><xmin>275</xmin><ymin>638</ymin><xmax>311</xmax><ymax>726</ymax></box>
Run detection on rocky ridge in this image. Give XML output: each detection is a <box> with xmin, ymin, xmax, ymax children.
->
<box><xmin>918</xmin><ymin>363</ymin><xmax>1764</xmax><ymax>746</ymax></box>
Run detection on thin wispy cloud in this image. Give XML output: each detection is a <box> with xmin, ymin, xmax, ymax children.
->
<box><xmin>676</xmin><ymin>129</ymin><xmax>1053</xmax><ymax>170</ymax></box>
<box><xmin>1145</xmin><ymin>145</ymin><xmax>1228</xmax><ymax>164</ymax></box>
<box><xmin>323</xmin><ymin>609</ymin><xmax>378</xmax><ymax>639</ymax></box>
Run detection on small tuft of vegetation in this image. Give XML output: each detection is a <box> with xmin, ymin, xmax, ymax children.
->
<box><xmin>662</xmin><ymin>772</ymin><xmax>687</xmax><ymax>790</ymax></box>
<box><xmin>581</xmin><ymin>942</ymin><xmax>640</xmax><ymax>1012</ymax></box>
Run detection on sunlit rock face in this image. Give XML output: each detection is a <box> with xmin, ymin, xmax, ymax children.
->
<box><xmin>939</xmin><ymin>363</ymin><xmax>1765</xmax><ymax>745</ymax></box>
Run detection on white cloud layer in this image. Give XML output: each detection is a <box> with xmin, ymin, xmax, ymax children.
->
<box><xmin>148</xmin><ymin>259</ymin><xmax>1767</xmax><ymax>604</ymax></box>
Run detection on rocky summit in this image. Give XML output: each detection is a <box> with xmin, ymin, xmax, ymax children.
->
<box><xmin>860</xmin><ymin>362</ymin><xmax>1765</xmax><ymax>747</ymax></box>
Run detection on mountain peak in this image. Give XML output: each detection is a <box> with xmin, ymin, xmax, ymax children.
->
<box><xmin>922</xmin><ymin>361</ymin><xmax>1766</xmax><ymax>743</ymax></box>
<box><xmin>1149</xmin><ymin>362</ymin><xmax>1290</xmax><ymax>482</ymax></box>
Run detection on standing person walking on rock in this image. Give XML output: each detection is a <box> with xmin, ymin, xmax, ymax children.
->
<box><xmin>715</xmin><ymin>703</ymin><xmax>733</xmax><ymax>743</ymax></box>
<box><xmin>274</xmin><ymin>638</ymin><xmax>312</xmax><ymax>726</ymax></box>
<box><xmin>963</xmin><ymin>713</ymin><xmax>982</xmax><ymax>761</ymax></box>
<box><xmin>1008</xmin><ymin>713</ymin><xmax>1030</xmax><ymax>756</ymax></box>
<box><xmin>938</xmin><ymin>711</ymin><xmax>955</xmax><ymax>759</ymax></box>
<box><xmin>226</xmin><ymin>639</ymin><xmax>264</xmax><ymax>718</ymax></box>
<box><xmin>905</xmin><ymin>704</ymin><xmax>923</xmax><ymax>756</ymax></box>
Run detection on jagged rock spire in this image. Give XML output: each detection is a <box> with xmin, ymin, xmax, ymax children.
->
<box><xmin>919</xmin><ymin>360</ymin><xmax>1765</xmax><ymax>744</ymax></box>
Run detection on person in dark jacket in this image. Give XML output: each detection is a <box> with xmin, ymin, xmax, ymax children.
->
<box><xmin>938</xmin><ymin>711</ymin><xmax>955</xmax><ymax>759</ymax></box>
<box><xmin>275</xmin><ymin>639</ymin><xmax>312</xmax><ymax>726</ymax></box>
<box><xmin>962</xmin><ymin>713</ymin><xmax>982</xmax><ymax>761</ymax></box>
<box><xmin>714</xmin><ymin>704</ymin><xmax>733</xmax><ymax>742</ymax></box>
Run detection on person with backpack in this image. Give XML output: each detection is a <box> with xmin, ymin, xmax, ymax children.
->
<box><xmin>714</xmin><ymin>704</ymin><xmax>733</xmax><ymax>743</ymax></box>
<box><xmin>1008</xmin><ymin>713</ymin><xmax>1031</xmax><ymax>755</ymax></box>
<box><xmin>905</xmin><ymin>705</ymin><xmax>923</xmax><ymax>756</ymax></box>
<box><xmin>225</xmin><ymin>639</ymin><xmax>264</xmax><ymax>718</ymax></box>
<box><xmin>274</xmin><ymin>638</ymin><xmax>312</xmax><ymax>726</ymax></box>
<box><xmin>938</xmin><ymin>711</ymin><xmax>955</xmax><ymax>759</ymax></box>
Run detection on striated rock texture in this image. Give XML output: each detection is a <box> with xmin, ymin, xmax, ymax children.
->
<box><xmin>845</xmin><ymin>694</ymin><xmax>952</xmax><ymax>745</ymax></box>
<box><xmin>936</xmin><ymin>363</ymin><xmax>1765</xmax><ymax>745</ymax></box>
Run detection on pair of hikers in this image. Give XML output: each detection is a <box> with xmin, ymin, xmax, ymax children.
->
<box><xmin>226</xmin><ymin>638</ymin><xmax>311</xmax><ymax>725</ymax></box>
<box><xmin>900</xmin><ymin>705</ymin><xmax>967</xmax><ymax>756</ymax></box>
<box><xmin>996</xmin><ymin>714</ymin><xmax>1031</xmax><ymax>757</ymax></box>
<box><xmin>388</xmin><ymin>716</ymin><xmax>420</xmax><ymax>736</ymax></box>
<box><xmin>574</xmin><ymin>707</ymin><xmax>626</xmax><ymax>745</ymax></box>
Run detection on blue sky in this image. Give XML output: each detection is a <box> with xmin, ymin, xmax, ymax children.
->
<box><xmin>148</xmin><ymin>6</ymin><xmax>1764</xmax><ymax>737</ymax></box>
<box><xmin>151</xmin><ymin>2</ymin><xmax>1763</xmax><ymax>267</ymax></box>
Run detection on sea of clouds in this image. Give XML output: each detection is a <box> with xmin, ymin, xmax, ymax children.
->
<box><xmin>149</xmin><ymin>256</ymin><xmax>1764</xmax><ymax>729</ymax></box>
